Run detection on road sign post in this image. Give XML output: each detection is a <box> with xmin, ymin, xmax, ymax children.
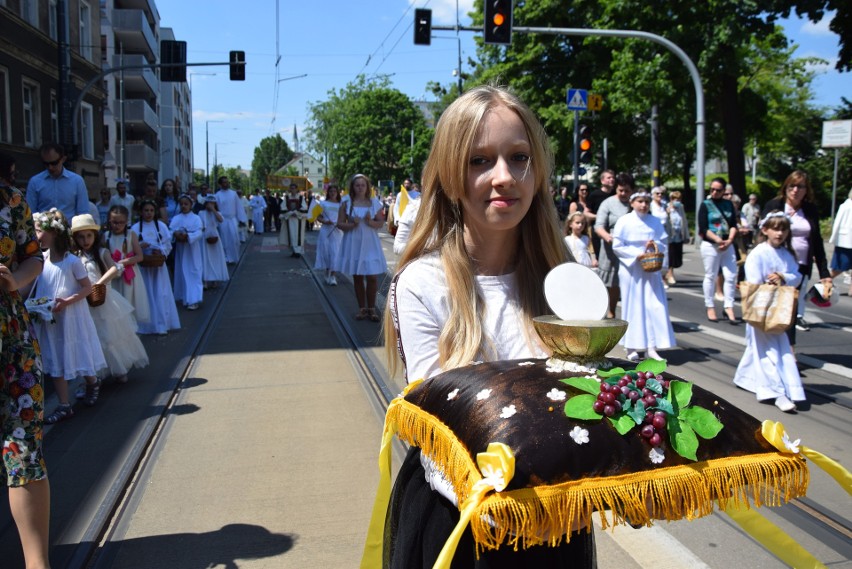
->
<box><xmin>567</xmin><ymin>88</ymin><xmax>589</xmax><ymax>185</ymax></box>
<box><xmin>823</xmin><ymin>120</ymin><xmax>852</xmax><ymax>223</ymax></box>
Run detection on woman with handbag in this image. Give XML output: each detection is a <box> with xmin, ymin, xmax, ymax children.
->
<box><xmin>612</xmin><ymin>190</ymin><xmax>676</xmax><ymax>362</ymax></box>
<box><xmin>733</xmin><ymin>212</ymin><xmax>803</xmax><ymax>412</ymax></box>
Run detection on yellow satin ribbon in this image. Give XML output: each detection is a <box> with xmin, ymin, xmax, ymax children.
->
<box><xmin>433</xmin><ymin>442</ymin><xmax>515</xmax><ymax>569</ymax></box>
<box><xmin>761</xmin><ymin>420</ymin><xmax>851</xmax><ymax>495</ymax></box>
<box><xmin>719</xmin><ymin>421</ymin><xmax>852</xmax><ymax>569</ymax></box>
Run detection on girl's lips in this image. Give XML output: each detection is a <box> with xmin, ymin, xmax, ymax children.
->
<box><xmin>488</xmin><ymin>198</ymin><xmax>519</xmax><ymax>208</ymax></box>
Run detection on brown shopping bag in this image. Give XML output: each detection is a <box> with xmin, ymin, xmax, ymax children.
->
<box><xmin>739</xmin><ymin>282</ymin><xmax>797</xmax><ymax>334</ymax></box>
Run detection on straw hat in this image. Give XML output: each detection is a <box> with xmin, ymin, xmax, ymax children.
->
<box><xmin>70</xmin><ymin>213</ymin><xmax>101</xmax><ymax>233</ymax></box>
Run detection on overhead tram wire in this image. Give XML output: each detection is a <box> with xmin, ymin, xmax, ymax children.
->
<box><xmin>355</xmin><ymin>0</ymin><xmax>429</xmax><ymax>79</ymax></box>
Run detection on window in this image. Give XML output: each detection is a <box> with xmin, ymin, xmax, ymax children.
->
<box><xmin>22</xmin><ymin>80</ymin><xmax>41</xmax><ymax>148</ymax></box>
<box><xmin>50</xmin><ymin>91</ymin><xmax>59</xmax><ymax>142</ymax></box>
<box><xmin>0</xmin><ymin>67</ymin><xmax>9</xmax><ymax>143</ymax></box>
<box><xmin>81</xmin><ymin>102</ymin><xmax>94</xmax><ymax>159</ymax></box>
<box><xmin>79</xmin><ymin>1</ymin><xmax>92</xmax><ymax>61</ymax></box>
<box><xmin>20</xmin><ymin>0</ymin><xmax>38</xmax><ymax>27</ymax></box>
<box><xmin>49</xmin><ymin>0</ymin><xmax>58</xmax><ymax>40</ymax></box>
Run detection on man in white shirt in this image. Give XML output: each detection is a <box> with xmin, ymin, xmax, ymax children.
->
<box><xmin>108</xmin><ymin>180</ymin><xmax>136</xmax><ymax>215</ymax></box>
<box><xmin>214</xmin><ymin>176</ymin><xmax>248</xmax><ymax>263</ymax></box>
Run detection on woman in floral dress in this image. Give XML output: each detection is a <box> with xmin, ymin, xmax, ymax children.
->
<box><xmin>0</xmin><ymin>152</ymin><xmax>51</xmax><ymax>568</ymax></box>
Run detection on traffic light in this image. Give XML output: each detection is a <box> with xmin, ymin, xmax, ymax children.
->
<box><xmin>484</xmin><ymin>0</ymin><xmax>512</xmax><ymax>45</ymax></box>
<box><xmin>414</xmin><ymin>9</ymin><xmax>432</xmax><ymax>46</ymax></box>
<box><xmin>579</xmin><ymin>124</ymin><xmax>593</xmax><ymax>164</ymax></box>
<box><xmin>160</xmin><ymin>40</ymin><xmax>187</xmax><ymax>82</ymax></box>
<box><xmin>229</xmin><ymin>51</ymin><xmax>246</xmax><ymax>81</ymax></box>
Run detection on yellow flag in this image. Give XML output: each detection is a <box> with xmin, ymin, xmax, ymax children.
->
<box><xmin>307</xmin><ymin>199</ymin><xmax>323</xmax><ymax>223</ymax></box>
<box><xmin>396</xmin><ymin>185</ymin><xmax>410</xmax><ymax>220</ymax></box>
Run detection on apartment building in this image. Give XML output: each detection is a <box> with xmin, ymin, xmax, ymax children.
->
<box><xmin>157</xmin><ymin>27</ymin><xmax>192</xmax><ymax>191</ymax></box>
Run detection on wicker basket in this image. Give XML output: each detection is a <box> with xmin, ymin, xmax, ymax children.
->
<box><xmin>206</xmin><ymin>235</ymin><xmax>219</xmax><ymax>244</ymax></box>
<box><xmin>638</xmin><ymin>242</ymin><xmax>664</xmax><ymax>273</ymax></box>
<box><xmin>139</xmin><ymin>251</ymin><xmax>166</xmax><ymax>268</ymax></box>
<box><xmin>87</xmin><ymin>283</ymin><xmax>107</xmax><ymax>307</ymax></box>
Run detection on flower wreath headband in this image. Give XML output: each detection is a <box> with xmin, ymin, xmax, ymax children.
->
<box><xmin>33</xmin><ymin>208</ymin><xmax>68</xmax><ymax>234</ymax></box>
<box><xmin>758</xmin><ymin>211</ymin><xmax>789</xmax><ymax>229</ymax></box>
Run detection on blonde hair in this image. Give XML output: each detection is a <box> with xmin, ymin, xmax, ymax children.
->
<box><xmin>384</xmin><ymin>85</ymin><xmax>571</xmax><ymax>377</ymax></box>
<box><xmin>563</xmin><ymin>211</ymin><xmax>587</xmax><ymax>236</ymax></box>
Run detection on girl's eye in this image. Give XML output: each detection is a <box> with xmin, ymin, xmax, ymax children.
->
<box><xmin>512</xmin><ymin>153</ymin><xmax>530</xmax><ymax>162</ymax></box>
<box><xmin>469</xmin><ymin>156</ymin><xmax>488</xmax><ymax>166</ymax></box>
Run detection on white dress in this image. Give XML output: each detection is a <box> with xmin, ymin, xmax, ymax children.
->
<box><xmin>170</xmin><ymin>212</ymin><xmax>204</xmax><ymax>306</ymax></box>
<box><xmin>134</xmin><ymin>219</ymin><xmax>181</xmax><ymax>334</ymax></box>
<box><xmin>249</xmin><ymin>194</ymin><xmax>267</xmax><ymax>232</ymax></box>
<box><xmin>612</xmin><ymin>211</ymin><xmax>676</xmax><ymax>351</ymax></box>
<box><xmin>733</xmin><ymin>243</ymin><xmax>804</xmax><ymax>401</ymax></box>
<box><xmin>335</xmin><ymin>196</ymin><xmax>388</xmax><ymax>276</ymax></box>
<box><xmin>80</xmin><ymin>250</ymin><xmax>148</xmax><ymax>378</ymax></box>
<box><xmin>198</xmin><ymin>210</ymin><xmax>230</xmax><ymax>283</ymax></box>
<box><xmin>564</xmin><ymin>234</ymin><xmax>593</xmax><ymax>267</ymax></box>
<box><xmin>314</xmin><ymin>200</ymin><xmax>343</xmax><ymax>270</ymax></box>
<box><xmin>215</xmin><ymin>189</ymin><xmax>247</xmax><ymax>262</ymax></box>
<box><xmin>391</xmin><ymin>253</ymin><xmax>548</xmax><ymax>383</ymax></box>
<box><xmin>106</xmin><ymin>229</ymin><xmax>151</xmax><ymax>330</ymax></box>
<box><xmin>32</xmin><ymin>252</ymin><xmax>107</xmax><ymax>378</ymax></box>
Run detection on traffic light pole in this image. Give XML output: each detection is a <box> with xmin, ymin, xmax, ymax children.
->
<box><xmin>573</xmin><ymin>110</ymin><xmax>580</xmax><ymax>188</ymax></box>
<box><xmin>433</xmin><ymin>24</ymin><xmax>706</xmax><ymax>235</ymax></box>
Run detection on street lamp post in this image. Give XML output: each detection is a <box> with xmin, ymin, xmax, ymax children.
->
<box><xmin>206</xmin><ymin>120</ymin><xmax>223</xmax><ymax>187</ymax></box>
<box><xmin>213</xmin><ymin>142</ymin><xmax>232</xmax><ymax>186</ymax></box>
<box><xmin>189</xmin><ymin>73</ymin><xmax>216</xmax><ymax>178</ymax></box>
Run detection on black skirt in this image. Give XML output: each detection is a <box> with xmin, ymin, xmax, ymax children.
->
<box><xmin>669</xmin><ymin>241</ymin><xmax>684</xmax><ymax>268</ymax></box>
<box><xmin>384</xmin><ymin>448</ymin><xmax>597</xmax><ymax>568</ymax></box>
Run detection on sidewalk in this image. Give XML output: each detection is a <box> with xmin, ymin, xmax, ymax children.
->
<box><xmin>101</xmin><ymin>235</ymin><xmax>385</xmax><ymax>568</ymax></box>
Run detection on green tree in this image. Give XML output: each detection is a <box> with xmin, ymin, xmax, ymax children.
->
<box><xmin>306</xmin><ymin>76</ymin><xmax>432</xmax><ymax>185</ymax></box>
<box><xmin>251</xmin><ymin>134</ymin><xmax>293</xmax><ymax>190</ymax></box>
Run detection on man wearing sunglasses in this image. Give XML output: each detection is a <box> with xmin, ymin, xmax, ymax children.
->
<box><xmin>26</xmin><ymin>142</ymin><xmax>89</xmax><ymax>218</ymax></box>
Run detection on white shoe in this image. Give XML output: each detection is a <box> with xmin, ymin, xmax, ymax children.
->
<box><xmin>626</xmin><ymin>351</ymin><xmax>640</xmax><ymax>362</ymax></box>
<box><xmin>329</xmin><ymin>276</ymin><xmax>337</xmax><ymax>286</ymax></box>
<box><xmin>646</xmin><ymin>349</ymin><xmax>662</xmax><ymax>361</ymax></box>
<box><xmin>774</xmin><ymin>395</ymin><xmax>796</xmax><ymax>413</ymax></box>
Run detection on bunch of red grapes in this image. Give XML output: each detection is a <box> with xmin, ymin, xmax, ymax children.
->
<box><xmin>592</xmin><ymin>371</ymin><xmax>672</xmax><ymax>447</ymax></box>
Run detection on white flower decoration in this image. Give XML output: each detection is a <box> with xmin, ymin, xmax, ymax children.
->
<box><xmin>17</xmin><ymin>394</ymin><xmax>34</xmax><ymax>409</ymax></box>
<box><xmin>649</xmin><ymin>447</ymin><xmax>665</xmax><ymax>464</ymax></box>
<box><xmin>500</xmin><ymin>405</ymin><xmax>517</xmax><ymax>418</ymax></box>
<box><xmin>518</xmin><ymin>361</ymin><xmax>535</xmax><ymax>367</ymax></box>
<box><xmin>782</xmin><ymin>432</ymin><xmax>801</xmax><ymax>454</ymax></box>
<box><xmin>480</xmin><ymin>463</ymin><xmax>506</xmax><ymax>491</ymax></box>
<box><xmin>546</xmin><ymin>388</ymin><xmax>566</xmax><ymax>402</ymax></box>
<box><xmin>569</xmin><ymin>426</ymin><xmax>590</xmax><ymax>444</ymax></box>
<box><xmin>447</xmin><ymin>388</ymin><xmax>460</xmax><ymax>401</ymax></box>
<box><xmin>476</xmin><ymin>388</ymin><xmax>493</xmax><ymax>401</ymax></box>
<box><xmin>12</xmin><ymin>427</ymin><xmax>26</xmax><ymax>440</ymax></box>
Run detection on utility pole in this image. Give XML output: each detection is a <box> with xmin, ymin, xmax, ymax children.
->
<box><xmin>650</xmin><ymin>105</ymin><xmax>660</xmax><ymax>187</ymax></box>
<box><xmin>206</xmin><ymin>120</ymin><xmax>222</xmax><ymax>187</ymax></box>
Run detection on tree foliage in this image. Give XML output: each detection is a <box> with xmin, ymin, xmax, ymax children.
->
<box><xmin>251</xmin><ymin>134</ymin><xmax>293</xmax><ymax>190</ymax></box>
<box><xmin>306</xmin><ymin>76</ymin><xmax>432</xmax><ymax>186</ymax></box>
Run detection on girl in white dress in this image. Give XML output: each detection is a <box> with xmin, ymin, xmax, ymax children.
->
<box><xmin>197</xmin><ymin>196</ymin><xmax>229</xmax><ymax>287</ymax></box>
<box><xmin>336</xmin><ymin>174</ymin><xmax>387</xmax><ymax>321</ymax></box>
<box><xmin>733</xmin><ymin>212</ymin><xmax>803</xmax><ymax>412</ymax></box>
<box><xmin>169</xmin><ymin>195</ymin><xmax>204</xmax><ymax>310</ymax></box>
<box><xmin>70</xmin><ymin>214</ymin><xmax>148</xmax><ymax>384</ymax></box>
<box><xmin>563</xmin><ymin>211</ymin><xmax>595</xmax><ymax>268</ymax></box>
<box><xmin>315</xmin><ymin>184</ymin><xmax>343</xmax><ymax>285</ymax></box>
<box><xmin>31</xmin><ymin>209</ymin><xmax>106</xmax><ymax>424</ymax></box>
<box><xmin>134</xmin><ymin>200</ymin><xmax>180</xmax><ymax>335</ymax></box>
<box><xmin>612</xmin><ymin>191</ymin><xmax>676</xmax><ymax>362</ymax></box>
<box><xmin>104</xmin><ymin>205</ymin><xmax>151</xmax><ymax>331</ymax></box>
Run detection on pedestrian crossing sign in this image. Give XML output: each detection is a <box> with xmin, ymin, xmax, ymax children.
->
<box><xmin>567</xmin><ymin>88</ymin><xmax>588</xmax><ymax>110</ymax></box>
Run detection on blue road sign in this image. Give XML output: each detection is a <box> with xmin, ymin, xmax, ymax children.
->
<box><xmin>567</xmin><ymin>88</ymin><xmax>588</xmax><ymax>110</ymax></box>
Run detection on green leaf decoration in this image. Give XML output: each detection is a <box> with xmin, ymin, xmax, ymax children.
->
<box><xmin>564</xmin><ymin>394</ymin><xmax>603</xmax><ymax>420</ymax></box>
<box><xmin>609</xmin><ymin>413</ymin><xmax>636</xmax><ymax>435</ymax></box>
<box><xmin>668</xmin><ymin>380</ymin><xmax>693</xmax><ymax>411</ymax></box>
<box><xmin>654</xmin><ymin>397</ymin><xmax>675</xmax><ymax>416</ymax></box>
<box><xmin>626</xmin><ymin>399</ymin><xmax>646</xmax><ymax>424</ymax></box>
<box><xmin>636</xmin><ymin>358</ymin><xmax>667</xmax><ymax>375</ymax></box>
<box><xmin>680</xmin><ymin>406</ymin><xmax>724</xmax><ymax>439</ymax></box>
<box><xmin>669</xmin><ymin>418</ymin><xmax>699</xmax><ymax>460</ymax></box>
<box><xmin>597</xmin><ymin>366</ymin><xmax>626</xmax><ymax>379</ymax></box>
<box><xmin>560</xmin><ymin>376</ymin><xmax>601</xmax><ymax>395</ymax></box>
<box><xmin>645</xmin><ymin>377</ymin><xmax>664</xmax><ymax>395</ymax></box>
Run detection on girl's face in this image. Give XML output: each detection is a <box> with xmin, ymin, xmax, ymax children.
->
<box><xmin>352</xmin><ymin>178</ymin><xmax>368</xmax><ymax>198</ymax></box>
<box><xmin>205</xmin><ymin>200</ymin><xmax>216</xmax><ymax>210</ymax></box>
<box><xmin>179</xmin><ymin>199</ymin><xmax>192</xmax><ymax>213</ymax></box>
<box><xmin>570</xmin><ymin>217</ymin><xmax>585</xmax><ymax>235</ymax></box>
<box><xmin>328</xmin><ymin>187</ymin><xmax>339</xmax><ymax>200</ymax></box>
<box><xmin>109</xmin><ymin>213</ymin><xmax>128</xmax><ymax>234</ymax></box>
<box><xmin>462</xmin><ymin>104</ymin><xmax>534</xmax><ymax>238</ymax></box>
<box><xmin>141</xmin><ymin>204</ymin><xmax>156</xmax><ymax>221</ymax></box>
<box><xmin>36</xmin><ymin>228</ymin><xmax>54</xmax><ymax>250</ymax></box>
<box><xmin>631</xmin><ymin>198</ymin><xmax>650</xmax><ymax>214</ymax></box>
<box><xmin>74</xmin><ymin>230</ymin><xmax>97</xmax><ymax>252</ymax></box>
<box><xmin>164</xmin><ymin>181</ymin><xmax>175</xmax><ymax>195</ymax></box>
<box><xmin>762</xmin><ymin>225</ymin><xmax>789</xmax><ymax>248</ymax></box>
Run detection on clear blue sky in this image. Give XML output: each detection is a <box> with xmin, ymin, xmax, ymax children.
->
<box><xmin>155</xmin><ymin>1</ymin><xmax>850</xmax><ymax>176</ymax></box>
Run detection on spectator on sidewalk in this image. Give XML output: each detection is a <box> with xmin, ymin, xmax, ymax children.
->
<box><xmin>586</xmin><ymin>169</ymin><xmax>615</xmax><ymax>258</ymax></box>
<box><xmin>665</xmin><ymin>190</ymin><xmax>689</xmax><ymax>285</ymax></box>
<box><xmin>26</xmin><ymin>142</ymin><xmax>89</xmax><ymax>218</ymax></box>
<box><xmin>830</xmin><ymin>188</ymin><xmax>852</xmax><ymax>295</ymax></box>
<box><xmin>109</xmin><ymin>180</ymin><xmax>136</xmax><ymax>216</ymax></box>
<box><xmin>594</xmin><ymin>172</ymin><xmax>633</xmax><ymax>319</ymax></box>
<box><xmin>740</xmin><ymin>193</ymin><xmax>761</xmax><ymax>247</ymax></box>
<box><xmin>699</xmin><ymin>177</ymin><xmax>739</xmax><ymax>324</ymax></box>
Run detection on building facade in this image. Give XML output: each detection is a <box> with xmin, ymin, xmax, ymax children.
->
<box><xmin>157</xmin><ymin>27</ymin><xmax>191</xmax><ymax>192</ymax></box>
<box><xmin>0</xmin><ymin>0</ymin><xmax>107</xmax><ymax>195</ymax></box>
<box><xmin>276</xmin><ymin>152</ymin><xmax>327</xmax><ymax>193</ymax></box>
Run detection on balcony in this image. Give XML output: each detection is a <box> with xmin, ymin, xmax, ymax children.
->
<box><xmin>112</xmin><ymin>54</ymin><xmax>159</xmax><ymax>98</ymax></box>
<box><xmin>115</xmin><ymin>0</ymin><xmax>159</xmax><ymax>22</ymax></box>
<box><xmin>125</xmin><ymin>142</ymin><xmax>159</xmax><ymax>171</ymax></box>
<box><xmin>112</xmin><ymin>9</ymin><xmax>157</xmax><ymax>60</ymax></box>
<box><xmin>123</xmin><ymin>100</ymin><xmax>159</xmax><ymax>134</ymax></box>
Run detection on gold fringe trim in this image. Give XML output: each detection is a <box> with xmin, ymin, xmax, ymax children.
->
<box><xmin>385</xmin><ymin>399</ymin><xmax>809</xmax><ymax>553</ymax></box>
